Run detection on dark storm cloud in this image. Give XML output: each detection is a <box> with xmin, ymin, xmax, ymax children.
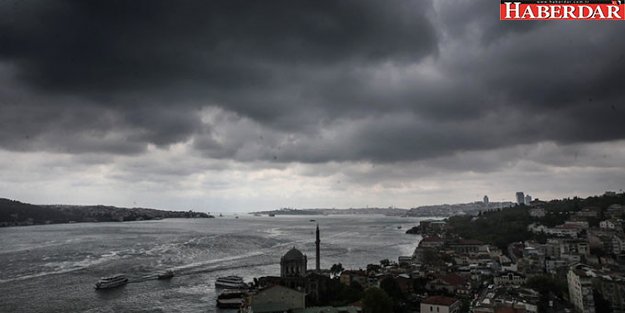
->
<box><xmin>0</xmin><ymin>0</ymin><xmax>438</xmax><ymax>154</ymax></box>
<box><xmin>0</xmin><ymin>0</ymin><xmax>624</xmax><ymax>164</ymax></box>
<box><xmin>0</xmin><ymin>0</ymin><xmax>436</xmax><ymax>92</ymax></box>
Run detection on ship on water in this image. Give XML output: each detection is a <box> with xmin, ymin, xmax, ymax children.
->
<box><xmin>157</xmin><ymin>270</ymin><xmax>174</xmax><ymax>280</ymax></box>
<box><xmin>215</xmin><ymin>276</ymin><xmax>247</xmax><ymax>289</ymax></box>
<box><xmin>94</xmin><ymin>274</ymin><xmax>128</xmax><ymax>290</ymax></box>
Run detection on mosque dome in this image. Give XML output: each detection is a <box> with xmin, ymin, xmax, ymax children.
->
<box><xmin>283</xmin><ymin>247</ymin><xmax>305</xmax><ymax>261</ymax></box>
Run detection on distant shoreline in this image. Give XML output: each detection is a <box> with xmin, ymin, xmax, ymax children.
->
<box><xmin>0</xmin><ymin>198</ymin><xmax>214</xmax><ymax>228</ymax></box>
<box><xmin>250</xmin><ymin>201</ymin><xmax>514</xmax><ymax>218</ymax></box>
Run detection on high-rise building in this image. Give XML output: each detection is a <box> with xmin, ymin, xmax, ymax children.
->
<box><xmin>567</xmin><ymin>264</ymin><xmax>596</xmax><ymax>313</ymax></box>
<box><xmin>483</xmin><ymin>195</ymin><xmax>489</xmax><ymax>205</ymax></box>
<box><xmin>516</xmin><ymin>192</ymin><xmax>525</xmax><ymax>205</ymax></box>
<box><xmin>524</xmin><ymin>195</ymin><xmax>532</xmax><ymax>206</ymax></box>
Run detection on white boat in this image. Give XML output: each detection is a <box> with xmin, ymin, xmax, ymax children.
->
<box><xmin>216</xmin><ymin>289</ymin><xmax>246</xmax><ymax>308</ymax></box>
<box><xmin>215</xmin><ymin>276</ymin><xmax>247</xmax><ymax>289</ymax></box>
<box><xmin>95</xmin><ymin>274</ymin><xmax>128</xmax><ymax>289</ymax></box>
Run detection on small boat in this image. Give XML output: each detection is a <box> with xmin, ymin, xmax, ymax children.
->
<box><xmin>268</xmin><ymin>214</ymin><xmax>276</xmax><ymax>217</ymax></box>
<box><xmin>95</xmin><ymin>274</ymin><xmax>128</xmax><ymax>289</ymax></box>
<box><xmin>216</xmin><ymin>289</ymin><xmax>246</xmax><ymax>309</ymax></box>
<box><xmin>215</xmin><ymin>276</ymin><xmax>247</xmax><ymax>289</ymax></box>
<box><xmin>397</xmin><ymin>226</ymin><xmax>402</xmax><ymax>229</ymax></box>
<box><xmin>219</xmin><ymin>213</ymin><xmax>224</xmax><ymax>217</ymax></box>
<box><xmin>309</xmin><ymin>219</ymin><xmax>316</xmax><ymax>222</ymax></box>
<box><xmin>157</xmin><ymin>270</ymin><xmax>174</xmax><ymax>280</ymax></box>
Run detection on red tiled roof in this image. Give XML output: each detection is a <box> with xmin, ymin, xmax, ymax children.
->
<box><xmin>440</xmin><ymin>273</ymin><xmax>467</xmax><ymax>286</ymax></box>
<box><xmin>422</xmin><ymin>295</ymin><xmax>459</xmax><ymax>306</ymax></box>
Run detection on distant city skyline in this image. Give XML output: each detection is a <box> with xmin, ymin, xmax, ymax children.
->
<box><xmin>1</xmin><ymin>1</ymin><xmax>624</xmax><ymax>212</ymax></box>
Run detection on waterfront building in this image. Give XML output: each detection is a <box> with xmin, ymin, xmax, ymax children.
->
<box><xmin>419</xmin><ymin>236</ymin><xmax>445</xmax><ymax>249</ymax></box>
<box><xmin>419</xmin><ymin>220</ymin><xmax>447</xmax><ymax>235</ymax></box>
<box><xmin>247</xmin><ymin>285</ymin><xmax>306</xmax><ymax>313</ymax></box>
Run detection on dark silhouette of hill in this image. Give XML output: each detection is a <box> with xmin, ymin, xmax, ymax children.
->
<box><xmin>0</xmin><ymin>198</ymin><xmax>69</xmax><ymax>225</ymax></box>
<box><xmin>0</xmin><ymin>198</ymin><xmax>213</xmax><ymax>227</ymax></box>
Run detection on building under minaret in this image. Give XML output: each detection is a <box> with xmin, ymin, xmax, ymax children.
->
<box><xmin>315</xmin><ymin>224</ymin><xmax>320</xmax><ymax>271</ymax></box>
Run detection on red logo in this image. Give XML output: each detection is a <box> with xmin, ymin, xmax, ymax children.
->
<box><xmin>500</xmin><ymin>0</ymin><xmax>625</xmax><ymax>20</ymax></box>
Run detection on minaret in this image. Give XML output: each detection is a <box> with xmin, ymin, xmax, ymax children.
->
<box><xmin>315</xmin><ymin>223</ymin><xmax>320</xmax><ymax>271</ymax></box>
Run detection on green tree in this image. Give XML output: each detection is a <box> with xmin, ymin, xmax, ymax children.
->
<box><xmin>330</xmin><ymin>263</ymin><xmax>344</xmax><ymax>277</ymax></box>
<box><xmin>337</xmin><ymin>282</ymin><xmax>364</xmax><ymax>304</ymax></box>
<box><xmin>594</xmin><ymin>290</ymin><xmax>612</xmax><ymax>313</ymax></box>
<box><xmin>524</xmin><ymin>275</ymin><xmax>568</xmax><ymax>313</ymax></box>
<box><xmin>460</xmin><ymin>299</ymin><xmax>471</xmax><ymax>313</ymax></box>
<box><xmin>363</xmin><ymin>287</ymin><xmax>394</xmax><ymax>313</ymax></box>
<box><xmin>367</xmin><ymin>264</ymin><xmax>381</xmax><ymax>273</ymax></box>
<box><xmin>380</xmin><ymin>277</ymin><xmax>404</xmax><ymax>301</ymax></box>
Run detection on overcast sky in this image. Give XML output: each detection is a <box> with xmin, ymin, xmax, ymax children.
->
<box><xmin>1</xmin><ymin>0</ymin><xmax>624</xmax><ymax>212</ymax></box>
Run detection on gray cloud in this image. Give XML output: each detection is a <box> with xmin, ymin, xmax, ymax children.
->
<box><xmin>0</xmin><ymin>0</ymin><xmax>624</xmax><ymax>167</ymax></box>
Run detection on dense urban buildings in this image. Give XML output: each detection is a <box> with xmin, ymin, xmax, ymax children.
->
<box><xmin>237</xmin><ymin>192</ymin><xmax>625</xmax><ymax>313</ymax></box>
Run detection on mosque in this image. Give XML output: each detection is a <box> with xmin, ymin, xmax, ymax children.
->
<box><xmin>280</xmin><ymin>223</ymin><xmax>321</xmax><ymax>276</ymax></box>
<box><xmin>258</xmin><ymin>224</ymin><xmax>331</xmax><ymax>303</ymax></box>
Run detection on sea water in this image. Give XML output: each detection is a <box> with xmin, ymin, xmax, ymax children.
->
<box><xmin>0</xmin><ymin>214</ymin><xmax>426</xmax><ymax>313</ymax></box>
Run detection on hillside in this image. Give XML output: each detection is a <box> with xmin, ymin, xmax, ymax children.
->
<box><xmin>0</xmin><ymin>198</ymin><xmax>213</xmax><ymax>227</ymax></box>
<box><xmin>446</xmin><ymin>192</ymin><xmax>625</xmax><ymax>250</ymax></box>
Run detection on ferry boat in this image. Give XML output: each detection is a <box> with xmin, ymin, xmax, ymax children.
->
<box><xmin>215</xmin><ymin>276</ymin><xmax>247</xmax><ymax>289</ymax></box>
<box><xmin>216</xmin><ymin>289</ymin><xmax>246</xmax><ymax>309</ymax></box>
<box><xmin>95</xmin><ymin>274</ymin><xmax>128</xmax><ymax>289</ymax></box>
<box><xmin>157</xmin><ymin>270</ymin><xmax>174</xmax><ymax>280</ymax></box>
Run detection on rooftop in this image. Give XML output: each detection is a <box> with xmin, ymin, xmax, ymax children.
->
<box><xmin>421</xmin><ymin>295</ymin><xmax>459</xmax><ymax>306</ymax></box>
<box><xmin>283</xmin><ymin>247</ymin><xmax>306</xmax><ymax>260</ymax></box>
<box><xmin>439</xmin><ymin>273</ymin><xmax>468</xmax><ymax>286</ymax></box>
<box><xmin>421</xmin><ymin>236</ymin><xmax>443</xmax><ymax>242</ymax></box>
